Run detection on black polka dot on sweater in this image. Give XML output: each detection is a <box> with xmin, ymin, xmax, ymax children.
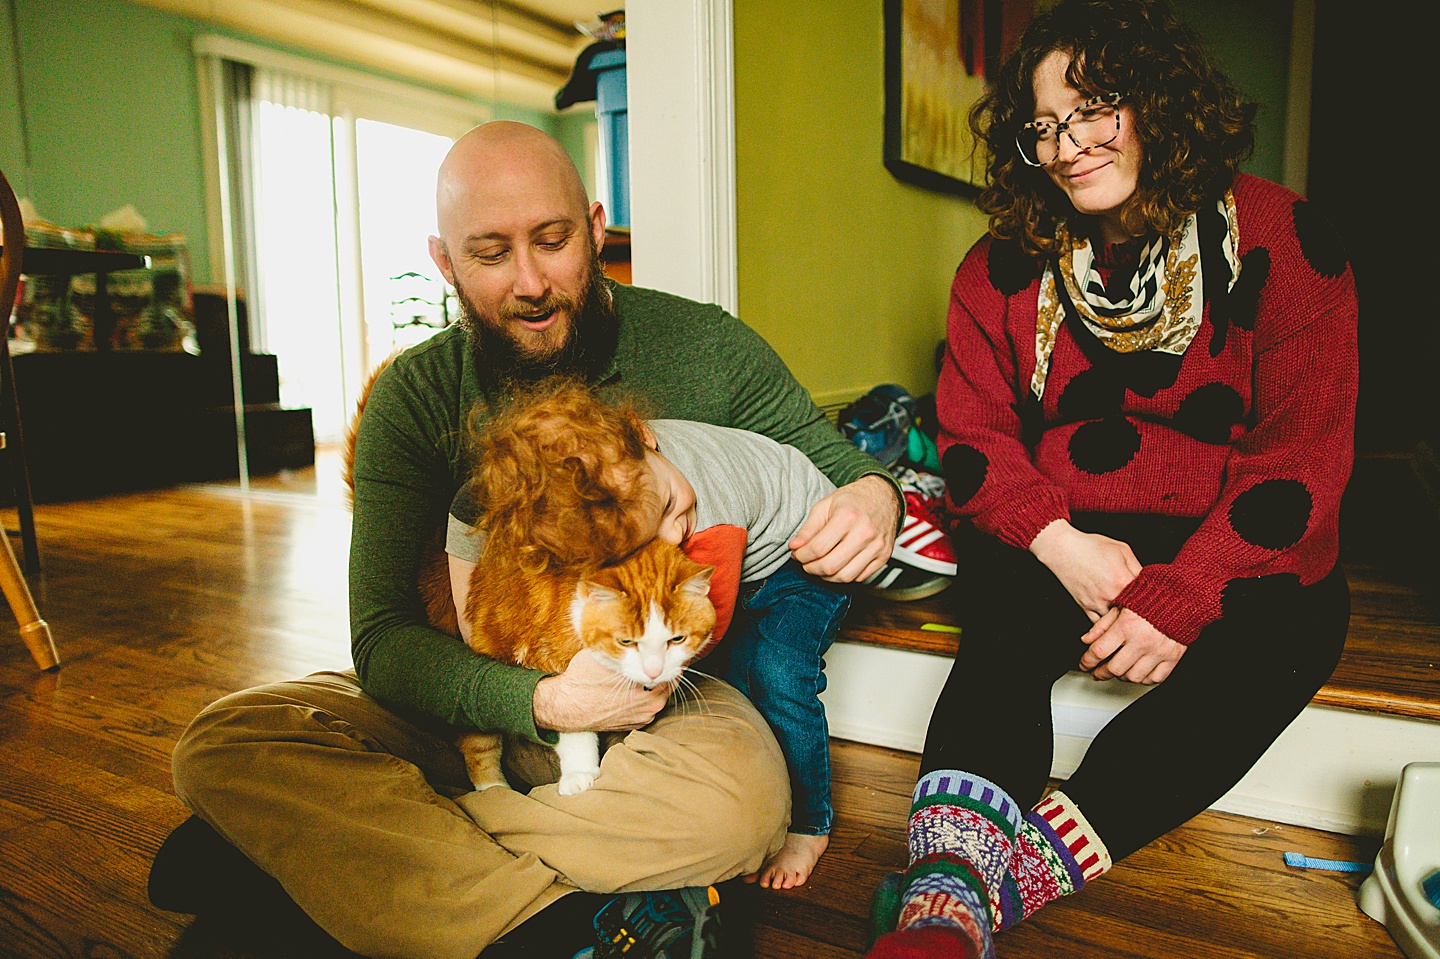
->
<box><xmin>1195</xmin><ymin>572</ymin><xmax>1305</xmax><ymax>641</ymax></box>
<box><xmin>942</xmin><ymin>444</ymin><xmax>989</xmax><ymax>507</ymax></box>
<box><xmin>1117</xmin><ymin>349</ymin><xmax>1184</xmax><ymax>398</ymax></box>
<box><xmin>1173</xmin><ymin>383</ymin><xmax>1244</xmax><ymax>444</ymax></box>
<box><xmin>1292</xmin><ymin>200</ymin><xmax>1349</xmax><ymax>278</ymax></box>
<box><xmin>1228</xmin><ymin>479</ymin><xmax>1312</xmax><ymax>549</ymax></box>
<box><xmin>1016</xmin><ymin>394</ymin><xmax>1045</xmax><ymax>448</ymax></box>
<box><xmin>1068</xmin><ymin>417</ymin><xmax>1141</xmax><ymax>474</ymax></box>
<box><xmin>1057</xmin><ymin>367</ymin><xmax>1125</xmax><ymax>423</ymax></box>
<box><xmin>1065</xmin><ymin>317</ymin><xmax>1182</xmax><ymax>397</ymax></box>
<box><xmin>1209</xmin><ymin>247</ymin><xmax>1270</xmax><ymax>356</ymax></box>
<box><xmin>987</xmin><ymin>238</ymin><xmax>1040</xmax><ymax>296</ymax></box>
<box><xmin>1220</xmin><ymin>572</ymin><xmax>1304</xmax><ymax>615</ymax></box>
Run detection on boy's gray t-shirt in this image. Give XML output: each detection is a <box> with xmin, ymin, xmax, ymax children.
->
<box><xmin>446</xmin><ymin>419</ymin><xmax>836</xmax><ymax>583</ymax></box>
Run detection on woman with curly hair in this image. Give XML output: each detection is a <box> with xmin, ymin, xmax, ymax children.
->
<box><xmin>867</xmin><ymin>2</ymin><xmax>1357</xmax><ymax>957</ymax></box>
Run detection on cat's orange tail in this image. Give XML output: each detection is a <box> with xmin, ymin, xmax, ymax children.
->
<box><xmin>341</xmin><ymin>352</ymin><xmax>402</xmax><ymax>509</ymax></box>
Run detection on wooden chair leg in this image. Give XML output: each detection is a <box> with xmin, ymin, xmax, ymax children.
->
<box><xmin>0</xmin><ymin>322</ymin><xmax>40</xmax><ymax>575</ymax></box>
<box><xmin>0</xmin><ymin>522</ymin><xmax>56</xmax><ymax>670</ymax></box>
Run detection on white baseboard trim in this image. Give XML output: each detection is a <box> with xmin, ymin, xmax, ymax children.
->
<box><xmin>821</xmin><ymin>641</ymin><xmax>1440</xmax><ymax>836</ymax></box>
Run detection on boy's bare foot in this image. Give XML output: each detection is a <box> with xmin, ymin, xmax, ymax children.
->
<box><xmin>744</xmin><ymin>832</ymin><xmax>829</xmax><ymax>889</ymax></box>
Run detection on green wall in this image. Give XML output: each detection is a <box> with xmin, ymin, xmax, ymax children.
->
<box><xmin>4</xmin><ymin>0</ymin><xmax>210</xmax><ymax>272</ymax></box>
<box><xmin>0</xmin><ymin>0</ymin><xmax>28</xmax><ymax>201</ymax></box>
<box><xmin>733</xmin><ymin>0</ymin><xmax>1297</xmax><ymax>404</ymax></box>
<box><xmin>552</xmin><ymin>110</ymin><xmax>598</xmax><ymax>200</ymax></box>
<box><xmin>1174</xmin><ymin>0</ymin><xmax>1292</xmax><ymax>184</ymax></box>
<box><xmin>0</xmin><ymin>0</ymin><xmax>583</xmax><ymax>284</ymax></box>
<box><xmin>734</xmin><ymin>0</ymin><xmax>989</xmax><ymax>405</ymax></box>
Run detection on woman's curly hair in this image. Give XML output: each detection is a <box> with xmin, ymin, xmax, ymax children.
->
<box><xmin>469</xmin><ymin>379</ymin><xmax>658</xmax><ymax>572</ymax></box>
<box><xmin>972</xmin><ymin>0</ymin><xmax>1256</xmax><ymax>255</ymax></box>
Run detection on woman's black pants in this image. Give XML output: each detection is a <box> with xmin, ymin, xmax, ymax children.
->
<box><xmin>920</xmin><ymin>514</ymin><xmax>1349</xmax><ymax>862</ymax></box>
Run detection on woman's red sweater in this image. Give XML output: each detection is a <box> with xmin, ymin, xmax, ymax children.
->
<box><xmin>936</xmin><ymin>174</ymin><xmax>1359</xmax><ymax>645</ymax></box>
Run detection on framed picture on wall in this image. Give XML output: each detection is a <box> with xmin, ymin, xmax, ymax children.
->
<box><xmin>884</xmin><ymin>0</ymin><xmax>1036</xmax><ymax>196</ymax></box>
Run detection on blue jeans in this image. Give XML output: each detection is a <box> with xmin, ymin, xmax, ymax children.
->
<box><xmin>715</xmin><ymin>561</ymin><xmax>850</xmax><ymax>836</ymax></box>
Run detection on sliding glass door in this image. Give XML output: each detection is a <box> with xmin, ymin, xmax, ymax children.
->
<box><xmin>249</xmin><ymin>73</ymin><xmax>466</xmax><ymax>443</ymax></box>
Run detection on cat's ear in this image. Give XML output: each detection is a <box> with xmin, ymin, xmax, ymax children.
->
<box><xmin>577</xmin><ymin>581</ymin><xmax>621</xmax><ymax>604</ymax></box>
<box><xmin>677</xmin><ymin>566</ymin><xmax>714</xmax><ymax>598</ymax></box>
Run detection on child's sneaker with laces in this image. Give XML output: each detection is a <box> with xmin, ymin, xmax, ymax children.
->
<box><xmin>891</xmin><ymin>482</ymin><xmax>958</xmax><ymax>577</ymax></box>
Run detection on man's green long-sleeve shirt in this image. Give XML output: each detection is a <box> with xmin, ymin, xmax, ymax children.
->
<box><xmin>349</xmin><ymin>282</ymin><xmax>892</xmax><ymax>741</ymax></box>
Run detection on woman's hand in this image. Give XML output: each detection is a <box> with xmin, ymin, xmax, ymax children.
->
<box><xmin>1079</xmin><ymin>608</ymin><xmax>1186</xmax><ymax>684</ymax></box>
<box><xmin>1028</xmin><ymin>519</ymin><xmax>1142</xmax><ymax>621</ymax></box>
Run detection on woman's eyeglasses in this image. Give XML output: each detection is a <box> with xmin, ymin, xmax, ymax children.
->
<box><xmin>1016</xmin><ymin>93</ymin><xmax>1124</xmax><ymax>167</ymax></box>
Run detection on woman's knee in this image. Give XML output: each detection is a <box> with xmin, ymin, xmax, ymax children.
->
<box><xmin>1188</xmin><ymin>566</ymin><xmax>1351</xmax><ymax>699</ymax></box>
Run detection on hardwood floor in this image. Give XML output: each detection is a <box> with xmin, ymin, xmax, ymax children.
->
<box><xmin>0</xmin><ymin>462</ymin><xmax>1417</xmax><ymax>958</ymax></box>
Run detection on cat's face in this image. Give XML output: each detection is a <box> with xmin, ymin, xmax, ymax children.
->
<box><xmin>571</xmin><ymin>540</ymin><xmax>716</xmax><ymax>686</ymax></box>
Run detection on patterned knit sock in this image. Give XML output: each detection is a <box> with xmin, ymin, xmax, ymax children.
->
<box><xmin>993</xmin><ymin>789</ymin><xmax>1112</xmax><ymax>932</ymax></box>
<box><xmin>866</xmin><ymin>770</ymin><xmax>1021</xmax><ymax>959</ymax></box>
<box><xmin>865</xmin><ymin>925</ymin><xmax>981</xmax><ymax>959</ymax></box>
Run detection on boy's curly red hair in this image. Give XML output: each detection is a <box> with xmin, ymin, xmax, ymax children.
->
<box><xmin>470</xmin><ymin>379</ymin><xmax>657</xmax><ymax>571</ymax></box>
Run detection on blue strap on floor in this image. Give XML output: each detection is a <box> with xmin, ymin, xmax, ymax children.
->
<box><xmin>1283</xmin><ymin>852</ymin><xmax>1374</xmax><ymax>873</ymax></box>
<box><xmin>1423</xmin><ymin>869</ymin><xmax>1440</xmax><ymax>908</ymax></box>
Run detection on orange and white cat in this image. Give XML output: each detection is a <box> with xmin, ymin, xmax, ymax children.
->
<box><xmin>455</xmin><ymin>538</ymin><xmax>716</xmax><ymax>795</ymax></box>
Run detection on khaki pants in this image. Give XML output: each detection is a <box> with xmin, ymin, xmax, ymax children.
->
<box><xmin>171</xmin><ymin>670</ymin><xmax>789</xmax><ymax>959</ymax></box>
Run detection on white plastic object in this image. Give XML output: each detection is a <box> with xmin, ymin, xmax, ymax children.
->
<box><xmin>1358</xmin><ymin>762</ymin><xmax>1440</xmax><ymax>958</ymax></box>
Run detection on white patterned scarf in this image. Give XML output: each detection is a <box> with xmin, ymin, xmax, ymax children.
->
<box><xmin>1030</xmin><ymin>191</ymin><xmax>1241</xmax><ymax>400</ymax></box>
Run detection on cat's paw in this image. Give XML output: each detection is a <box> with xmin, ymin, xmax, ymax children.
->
<box><xmin>470</xmin><ymin>778</ymin><xmax>510</xmax><ymax>792</ymax></box>
<box><xmin>556</xmin><ymin>769</ymin><xmax>599</xmax><ymax>795</ymax></box>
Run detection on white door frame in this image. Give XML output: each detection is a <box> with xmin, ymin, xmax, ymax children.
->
<box><xmin>624</xmin><ymin>0</ymin><xmax>738</xmax><ymax>315</ymax></box>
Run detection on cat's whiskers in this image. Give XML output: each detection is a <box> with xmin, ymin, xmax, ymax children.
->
<box><xmin>598</xmin><ymin>670</ymin><xmax>639</xmax><ymax>715</ymax></box>
<box><xmin>670</xmin><ymin>667</ymin><xmax>715</xmax><ymax>718</ymax></box>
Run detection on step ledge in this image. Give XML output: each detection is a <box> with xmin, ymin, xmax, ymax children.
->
<box><xmin>837</xmin><ymin>631</ymin><xmax>1440</xmax><ymax>724</ymax></box>
<box><xmin>821</xmin><ymin>640</ymin><xmax>1440</xmax><ymax>836</ymax></box>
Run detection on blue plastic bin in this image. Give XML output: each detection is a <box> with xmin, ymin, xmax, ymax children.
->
<box><xmin>591</xmin><ymin>48</ymin><xmax>629</xmax><ymax>228</ymax></box>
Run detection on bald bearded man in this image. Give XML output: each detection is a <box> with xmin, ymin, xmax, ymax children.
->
<box><xmin>151</xmin><ymin>122</ymin><xmax>901</xmax><ymax>959</ymax></box>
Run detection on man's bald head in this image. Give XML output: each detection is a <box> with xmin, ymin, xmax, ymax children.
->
<box><xmin>435</xmin><ymin>121</ymin><xmax>591</xmax><ymax>241</ymax></box>
<box><xmin>426</xmin><ymin>120</ymin><xmax>615</xmax><ymax>388</ymax></box>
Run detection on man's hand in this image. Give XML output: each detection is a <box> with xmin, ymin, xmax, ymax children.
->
<box><xmin>1029</xmin><ymin>519</ymin><xmax>1142</xmax><ymax>622</ymax></box>
<box><xmin>532</xmin><ymin>649</ymin><xmax>671</xmax><ymax>733</ymax></box>
<box><xmin>789</xmin><ymin>474</ymin><xmax>901</xmax><ymax>583</ymax></box>
<box><xmin>1079</xmin><ymin>607</ymin><xmax>1186</xmax><ymax>684</ymax></box>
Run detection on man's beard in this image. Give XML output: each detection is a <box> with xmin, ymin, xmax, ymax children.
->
<box><xmin>455</xmin><ymin>245</ymin><xmax>619</xmax><ymax>392</ymax></box>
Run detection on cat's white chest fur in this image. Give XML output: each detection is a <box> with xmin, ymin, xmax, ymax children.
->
<box><xmin>554</xmin><ymin>601</ymin><xmax>692</xmax><ymax>795</ymax></box>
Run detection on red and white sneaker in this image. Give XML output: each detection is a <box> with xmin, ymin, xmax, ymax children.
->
<box><xmin>891</xmin><ymin>485</ymin><xmax>958</xmax><ymax>576</ymax></box>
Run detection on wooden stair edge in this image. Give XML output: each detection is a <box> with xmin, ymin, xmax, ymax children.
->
<box><xmin>837</xmin><ymin>623</ymin><xmax>959</xmax><ymax>658</ymax></box>
<box><xmin>1310</xmin><ymin>686</ymin><xmax>1440</xmax><ymax>723</ymax></box>
<box><xmin>838</xmin><ymin>587</ymin><xmax>1440</xmax><ymax>725</ymax></box>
